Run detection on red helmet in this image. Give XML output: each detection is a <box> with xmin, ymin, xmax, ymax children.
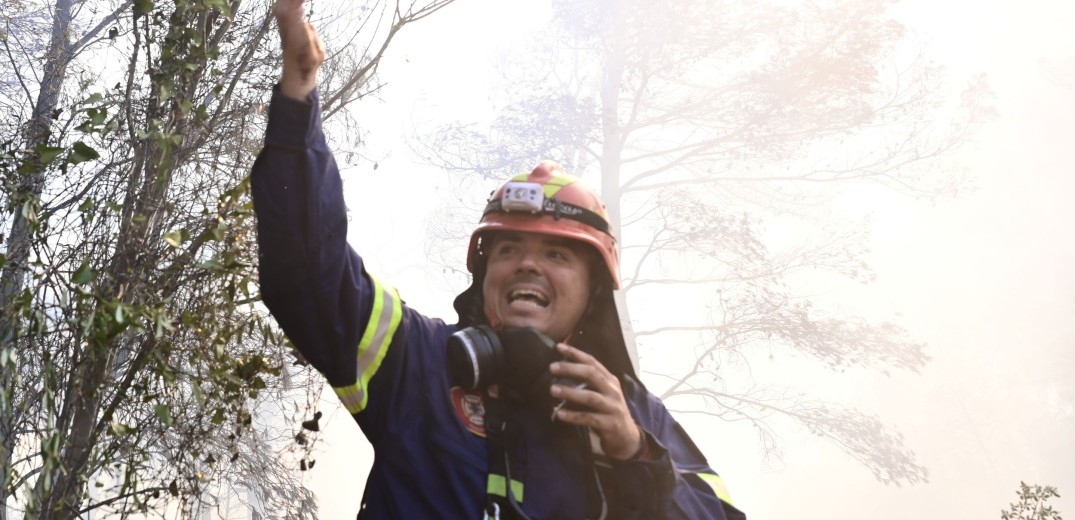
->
<box><xmin>466</xmin><ymin>161</ymin><xmax>620</xmax><ymax>289</ymax></box>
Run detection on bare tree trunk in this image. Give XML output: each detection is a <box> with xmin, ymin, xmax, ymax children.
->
<box><xmin>0</xmin><ymin>0</ymin><xmax>77</xmax><ymax>516</ymax></box>
<box><xmin>598</xmin><ymin>3</ymin><xmax>640</xmax><ymax>371</ymax></box>
<box><xmin>0</xmin><ymin>353</ymin><xmax>10</xmax><ymax>520</ymax></box>
<box><xmin>0</xmin><ymin>0</ymin><xmax>75</xmax><ymax>311</ymax></box>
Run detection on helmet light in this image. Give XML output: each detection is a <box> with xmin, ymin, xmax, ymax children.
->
<box><xmin>500</xmin><ymin>182</ymin><xmax>544</xmax><ymax>213</ymax></box>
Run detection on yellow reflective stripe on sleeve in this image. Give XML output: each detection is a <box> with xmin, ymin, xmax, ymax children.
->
<box><xmin>697</xmin><ymin>473</ymin><xmax>734</xmax><ymax>505</ymax></box>
<box><xmin>486</xmin><ymin>474</ymin><xmax>524</xmax><ymax>502</ymax></box>
<box><xmin>331</xmin><ymin>276</ymin><xmax>402</xmax><ymax>414</ymax></box>
<box><xmin>333</xmin><ymin>385</ymin><xmax>364</xmax><ymax>415</ymax></box>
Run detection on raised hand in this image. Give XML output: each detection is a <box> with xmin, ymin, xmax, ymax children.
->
<box><xmin>272</xmin><ymin>0</ymin><xmax>325</xmax><ymax>100</ymax></box>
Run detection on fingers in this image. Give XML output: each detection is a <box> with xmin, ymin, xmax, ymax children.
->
<box><xmin>551</xmin><ymin>380</ymin><xmax>612</xmax><ymax>414</ymax></box>
<box><xmin>552</xmin><ymin>343</ymin><xmax>617</xmax><ymax>392</ymax></box>
<box><xmin>555</xmin><ymin>342</ymin><xmax>594</xmax><ymax>363</ymax></box>
<box><xmin>552</xmin><ymin>399</ymin><xmax>612</xmax><ymax>427</ymax></box>
<box><xmin>551</xmin><ymin>382</ymin><xmax>641</xmax><ymax>460</ymax></box>
<box><xmin>275</xmin><ymin>3</ymin><xmax>314</xmax><ymax>52</ymax></box>
<box><xmin>272</xmin><ymin>0</ymin><xmax>303</xmax><ymax>18</ymax></box>
<box><xmin>549</xmin><ymin>343</ymin><xmax>641</xmax><ymax>459</ymax></box>
<box><xmin>273</xmin><ymin>0</ymin><xmax>323</xmax><ymax>100</ymax></box>
<box><xmin>273</xmin><ymin>0</ymin><xmax>317</xmax><ymax>62</ymax></box>
<box><xmin>273</xmin><ymin>0</ymin><xmax>304</xmax><ymax>34</ymax></box>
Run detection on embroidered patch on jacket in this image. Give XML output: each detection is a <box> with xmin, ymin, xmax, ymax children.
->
<box><xmin>450</xmin><ymin>386</ymin><xmax>486</xmax><ymax>437</ymax></box>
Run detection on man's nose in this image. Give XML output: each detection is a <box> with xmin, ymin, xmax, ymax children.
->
<box><xmin>515</xmin><ymin>248</ymin><xmax>540</xmax><ymax>273</ymax></box>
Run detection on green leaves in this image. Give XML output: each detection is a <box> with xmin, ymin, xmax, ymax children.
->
<box><xmin>205</xmin><ymin>0</ymin><xmax>233</xmax><ymax>18</ymax></box>
<box><xmin>77</xmin><ymin>197</ymin><xmax>94</xmax><ymax>212</ymax></box>
<box><xmin>69</xmin><ymin>141</ymin><xmax>99</xmax><ymax>165</ymax></box>
<box><xmin>133</xmin><ymin>0</ymin><xmax>154</xmax><ymax>15</ymax></box>
<box><xmin>154</xmin><ymin>403</ymin><xmax>173</xmax><ymax>426</ymax></box>
<box><xmin>15</xmin><ymin>138</ymin><xmax>101</xmax><ymax>183</ymax></box>
<box><xmin>153</xmin><ymin>310</ymin><xmax>176</xmax><ymax>337</ymax></box>
<box><xmin>71</xmin><ymin>261</ymin><xmax>97</xmax><ymax>285</ymax></box>
<box><xmin>163</xmin><ymin>229</ymin><xmax>188</xmax><ymax>248</ymax></box>
<box><xmin>37</xmin><ymin>145</ymin><xmax>64</xmax><ymax>165</ymax></box>
<box><xmin>76</xmin><ymin>107</ymin><xmax>109</xmax><ymax>134</ymax></box>
<box><xmin>110</xmin><ymin>420</ymin><xmax>136</xmax><ymax>436</ymax></box>
<box><xmin>158</xmin><ymin>81</ymin><xmax>173</xmax><ymax>102</ymax></box>
<box><xmin>1000</xmin><ymin>482</ymin><xmax>1063</xmax><ymax>520</ymax></box>
<box><xmin>81</xmin><ymin>93</ymin><xmax>104</xmax><ymax>105</ymax></box>
<box><xmin>20</xmin><ymin>197</ymin><xmax>40</xmax><ymax>224</ymax></box>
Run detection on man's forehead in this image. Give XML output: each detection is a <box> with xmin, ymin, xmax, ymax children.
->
<box><xmin>494</xmin><ymin>230</ymin><xmax>581</xmax><ymax>249</ymax></box>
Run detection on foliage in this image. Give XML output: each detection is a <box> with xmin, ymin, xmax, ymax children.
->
<box><xmin>418</xmin><ymin>0</ymin><xmax>994</xmax><ymax>485</ymax></box>
<box><xmin>0</xmin><ymin>0</ymin><xmax>455</xmax><ymax>518</ymax></box>
<box><xmin>1001</xmin><ymin>482</ymin><xmax>1064</xmax><ymax>520</ymax></box>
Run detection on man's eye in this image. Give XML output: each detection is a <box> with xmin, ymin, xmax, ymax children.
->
<box><xmin>548</xmin><ymin>249</ymin><xmax>568</xmax><ymax>261</ymax></box>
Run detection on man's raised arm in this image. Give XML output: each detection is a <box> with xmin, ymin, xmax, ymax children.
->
<box><xmin>251</xmin><ymin>2</ymin><xmax>403</xmax><ymax>411</ymax></box>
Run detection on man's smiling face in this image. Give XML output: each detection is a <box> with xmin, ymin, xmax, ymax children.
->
<box><xmin>481</xmin><ymin>231</ymin><xmax>593</xmax><ymax>341</ymax></box>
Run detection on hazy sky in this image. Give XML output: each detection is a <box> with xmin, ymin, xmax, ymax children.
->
<box><xmin>299</xmin><ymin>1</ymin><xmax>1075</xmax><ymax>518</ymax></box>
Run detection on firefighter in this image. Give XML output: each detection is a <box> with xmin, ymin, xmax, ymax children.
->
<box><xmin>252</xmin><ymin>1</ymin><xmax>747</xmax><ymax>518</ymax></box>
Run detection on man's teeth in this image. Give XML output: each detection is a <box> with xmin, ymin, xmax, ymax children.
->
<box><xmin>510</xmin><ymin>299</ymin><xmax>545</xmax><ymax>310</ymax></box>
<box><xmin>509</xmin><ymin>289</ymin><xmax>548</xmax><ymax>307</ymax></box>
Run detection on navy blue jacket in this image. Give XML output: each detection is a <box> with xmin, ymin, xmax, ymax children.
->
<box><xmin>252</xmin><ymin>87</ymin><xmax>746</xmax><ymax>520</ymax></box>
